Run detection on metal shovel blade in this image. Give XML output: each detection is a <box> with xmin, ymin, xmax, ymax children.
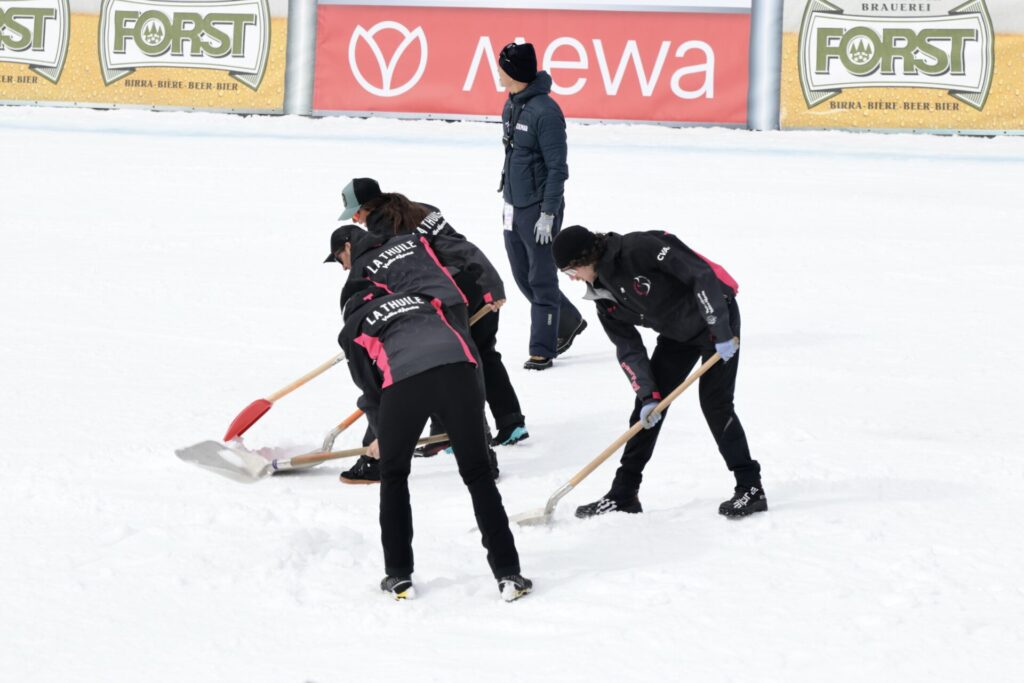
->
<box><xmin>175</xmin><ymin>440</ymin><xmax>272</xmax><ymax>483</ymax></box>
<box><xmin>509</xmin><ymin>507</ymin><xmax>553</xmax><ymax>527</ymax></box>
<box><xmin>223</xmin><ymin>398</ymin><xmax>272</xmax><ymax>442</ymax></box>
<box><xmin>509</xmin><ymin>483</ymin><xmax>573</xmax><ymax>527</ymax></box>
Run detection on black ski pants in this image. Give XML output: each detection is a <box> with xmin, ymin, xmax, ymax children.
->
<box><xmin>503</xmin><ymin>200</ymin><xmax>582</xmax><ymax>358</ymax></box>
<box><xmin>457</xmin><ymin>273</ymin><xmax>524</xmax><ymax>431</ymax></box>
<box><xmin>610</xmin><ymin>300</ymin><xmax>761</xmax><ymax>497</ymax></box>
<box><xmin>377</xmin><ymin>362</ymin><xmax>521</xmax><ymax>579</ymax></box>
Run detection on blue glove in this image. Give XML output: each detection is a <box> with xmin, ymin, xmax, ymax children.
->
<box><xmin>715</xmin><ymin>338</ymin><xmax>738</xmax><ymax>363</ymax></box>
<box><xmin>534</xmin><ymin>213</ymin><xmax>554</xmax><ymax>244</ymax></box>
<box><xmin>638</xmin><ymin>400</ymin><xmax>661</xmax><ymax>430</ymax></box>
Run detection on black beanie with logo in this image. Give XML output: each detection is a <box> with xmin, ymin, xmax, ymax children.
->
<box><xmin>499</xmin><ymin>42</ymin><xmax>538</xmax><ymax>83</ymax></box>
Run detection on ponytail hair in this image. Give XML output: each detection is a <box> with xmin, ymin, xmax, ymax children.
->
<box><xmin>363</xmin><ymin>193</ymin><xmax>429</xmax><ymax>236</ymax></box>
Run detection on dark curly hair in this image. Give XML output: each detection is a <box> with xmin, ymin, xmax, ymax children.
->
<box><xmin>567</xmin><ymin>232</ymin><xmax>608</xmax><ymax>268</ymax></box>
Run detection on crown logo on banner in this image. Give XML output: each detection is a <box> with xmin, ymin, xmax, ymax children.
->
<box><xmin>798</xmin><ymin>0</ymin><xmax>994</xmax><ymax>111</ymax></box>
<box><xmin>98</xmin><ymin>0</ymin><xmax>271</xmax><ymax>90</ymax></box>
<box><xmin>0</xmin><ymin>0</ymin><xmax>70</xmax><ymax>83</ymax></box>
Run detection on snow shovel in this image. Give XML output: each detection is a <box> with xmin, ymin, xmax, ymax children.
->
<box><xmin>316</xmin><ymin>306</ymin><xmax>493</xmax><ymax>451</ymax></box>
<box><xmin>510</xmin><ymin>347</ymin><xmax>731</xmax><ymax>526</ymax></box>
<box><xmin>223</xmin><ymin>352</ymin><xmax>346</xmax><ymax>441</ymax></box>
<box><xmin>320</xmin><ymin>407</ymin><xmax>367</xmax><ymax>452</ymax></box>
<box><xmin>176</xmin><ymin>433</ymin><xmax>450</xmax><ymax>484</ymax></box>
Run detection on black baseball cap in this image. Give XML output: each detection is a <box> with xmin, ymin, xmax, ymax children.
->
<box><xmin>324</xmin><ymin>224</ymin><xmax>366</xmax><ymax>263</ymax></box>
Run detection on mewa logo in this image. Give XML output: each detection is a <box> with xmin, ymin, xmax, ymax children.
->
<box><xmin>98</xmin><ymin>0</ymin><xmax>271</xmax><ymax>90</ymax></box>
<box><xmin>349</xmin><ymin>20</ymin><xmax>427</xmax><ymax>97</ymax></box>
<box><xmin>798</xmin><ymin>0</ymin><xmax>994</xmax><ymax>110</ymax></box>
<box><xmin>0</xmin><ymin>0</ymin><xmax>69</xmax><ymax>83</ymax></box>
<box><xmin>348</xmin><ymin>21</ymin><xmax>716</xmax><ymax>100</ymax></box>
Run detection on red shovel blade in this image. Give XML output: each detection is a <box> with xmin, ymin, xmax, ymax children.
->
<box><xmin>223</xmin><ymin>399</ymin><xmax>272</xmax><ymax>441</ymax></box>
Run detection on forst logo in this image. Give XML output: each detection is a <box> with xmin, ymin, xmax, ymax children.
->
<box><xmin>349</xmin><ymin>20</ymin><xmax>427</xmax><ymax>97</ymax></box>
<box><xmin>0</xmin><ymin>0</ymin><xmax>69</xmax><ymax>83</ymax></box>
<box><xmin>99</xmin><ymin>0</ymin><xmax>271</xmax><ymax>89</ymax></box>
<box><xmin>798</xmin><ymin>0</ymin><xmax>994</xmax><ymax>110</ymax></box>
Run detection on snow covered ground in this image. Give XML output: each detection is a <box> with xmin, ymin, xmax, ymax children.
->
<box><xmin>2</xmin><ymin>106</ymin><xmax>1023</xmax><ymax>682</ymax></box>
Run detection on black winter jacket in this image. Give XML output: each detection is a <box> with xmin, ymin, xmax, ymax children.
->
<box><xmin>343</xmin><ymin>233</ymin><xmax>469</xmax><ymax>310</ymax></box>
<box><xmin>500</xmin><ymin>71</ymin><xmax>568</xmax><ymax>214</ymax></box>
<box><xmin>587</xmin><ymin>231</ymin><xmax>739</xmax><ymax>402</ymax></box>
<box><xmin>366</xmin><ymin>205</ymin><xmax>506</xmax><ymax>305</ymax></box>
<box><xmin>339</xmin><ymin>292</ymin><xmax>477</xmax><ymax>434</ymax></box>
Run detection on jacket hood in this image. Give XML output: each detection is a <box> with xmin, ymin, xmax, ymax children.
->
<box><xmin>349</xmin><ymin>228</ymin><xmax>387</xmax><ymax>260</ymax></box>
<box><xmin>511</xmin><ymin>71</ymin><xmax>552</xmax><ymax>102</ymax></box>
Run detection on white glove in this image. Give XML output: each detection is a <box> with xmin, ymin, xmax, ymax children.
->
<box><xmin>715</xmin><ymin>338</ymin><xmax>739</xmax><ymax>363</ymax></box>
<box><xmin>534</xmin><ymin>213</ymin><xmax>554</xmax><ymax>244</ymax></box>
<box><xmin>638</xmin><ymin>401</ymin><xmax>661</xmax><ymax>430</ymax></box>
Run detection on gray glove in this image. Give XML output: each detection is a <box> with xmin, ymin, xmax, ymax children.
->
<box><xmin>715</xmin><ymin>338</ymin><xmax>738</xmax><ymax>362</ymax></box>
<box><xmin>638</xmin><ymin>400</ymin><xmax>661</xmax><ymax>430</ymax></box>
<box><xmin>534</xmin><ymin>213</ymin><xmax>554</xmax><ymax>245</ymax></box>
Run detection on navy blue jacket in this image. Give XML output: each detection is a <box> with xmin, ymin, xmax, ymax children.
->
<box><xmin>500</xmin><ymin>71</ymin><xmax>568</xmax><ymax>214</ymax></box>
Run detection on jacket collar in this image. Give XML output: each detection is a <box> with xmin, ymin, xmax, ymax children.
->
<box><xmin>595</xmin><ymin>232</ymin><xmax>623</xmax><ymax>282</ymax></box>
<box><xmin>510</xmin><ymin>71</ymin><xmax>552</xmax><ymax>104</ymax></box>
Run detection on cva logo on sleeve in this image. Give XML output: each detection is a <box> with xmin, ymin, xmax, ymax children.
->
<box><xmin>0</xmin><ymin>0</ymin><xmax>70</xmax><ymax>83</ymax></box>
<box><xmin>798</xmin><ymin>0</ymin><xmax>994</xmax><ymax>110</ymax></box>
<box><xmin>98</xmin><ymin>0</ymin><xmax>271</xmax><ymax>90</ymax></box>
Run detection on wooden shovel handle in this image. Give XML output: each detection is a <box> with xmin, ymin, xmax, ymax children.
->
<box><xmin>290</xmin><ymin>433</ymin><xmax>450</xmax><ymax>467</ymax></box>
<box><xmin>267</xmin><ymin>352</ymin><xmax>346</xmax><ymax>402</ymax></box>
<box><xmin>469</xmin><ymin>306</ymin><xmax>493</xmax><ymax>326</ymax></box>
<box><xmin>566</xmin><ymin>347</ymin><xmax>730</xmax><ymax>488</ymax></box>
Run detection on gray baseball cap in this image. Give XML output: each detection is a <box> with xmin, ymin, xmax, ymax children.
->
<box><xmin>338</xmin><ymin>177</ymin><xmax>382</xmax><ymax>220</ymax></box>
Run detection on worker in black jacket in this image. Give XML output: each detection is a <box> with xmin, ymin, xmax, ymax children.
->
<box><xmin>551</xmin><ymin>225</ymin><xmax>766</xmax><ymax>518</ymax></box>
<box><xmin>326</xmin><ymin>223</ymin><xmax>501</xmax><ymax>482</ymax></box>
<box><xmin>338</xmin><ymin>179</ymin><xmax>529</xmax><ymax>449</ymax></box>
<box><xmin>337</xmin><ymin>282</ymin><xmax>532</xmax><ymax>602</ymax></box>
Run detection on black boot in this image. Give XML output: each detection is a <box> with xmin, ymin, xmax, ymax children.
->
<box><xmin>380</xmin><ymin>575</ymin><xmax>415</xmax><ymax>600</ymax></box>
<box><xmin>523</xmin><ymin>356</ymin><xmax>553</xmax><ymax>370</ymax></box>
<box><xmin>497</xmin><ymin>574</ymin><xmax>532</xmax><ymax>602</ymax></box>
<box><xmin>339</xmin><ymin>455</ymin><xmax>380</xmax><ymax>485</ymax></box>
<box><xmin>491</xmin><ymin>424</ymin><xmax>530</xmax><ymax>447</ymax></box>
<box><xmin>557</xmin><ymin>319</ymin><xmax>588</xmax><ymax>355</ymax></box>
<box><xmin>575</xmin><ymin>494</ymin><xmax>642</xmax><ymax>519</ymax></box>
<box><xmin>718</xmin><ymin>484</ymin><xmax>767</xmax><ymax>518</ymax></box>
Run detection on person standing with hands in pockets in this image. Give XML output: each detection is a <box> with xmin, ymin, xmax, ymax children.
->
<box><xmin>497</xmin><ymin>41</ymin><xmax>587</xmax><ymax>371</ymax></box>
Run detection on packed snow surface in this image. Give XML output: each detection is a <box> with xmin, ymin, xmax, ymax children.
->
<box><xmin>3</xmin><ymin>106</ymin><xmax>1023</xmax><ymax>682</ymax></box>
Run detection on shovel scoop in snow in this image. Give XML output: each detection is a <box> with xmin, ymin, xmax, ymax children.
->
<box><xmin>175</xmin><ymin>434</ymin><xmax>450</xmax><ymax>484</ymax></box>
<box><xmin>175</xmin><ymin>440</ymin><xmax>272</xmax><ymax>484</ymax></box>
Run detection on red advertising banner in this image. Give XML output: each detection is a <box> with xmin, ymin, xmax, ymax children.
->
<box><xmin>313</xmin><ymin>3</ymin><xmax>750</xmax><ymax>124</ymax></box>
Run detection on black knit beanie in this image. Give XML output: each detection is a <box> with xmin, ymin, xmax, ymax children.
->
<box><xmin>498</xmin><ymin>42</ymin><xmax>538</xmax><ymax>83</ymax></box>
<box><xmin>553</xmin><ymin>225</ymin><xmax>597</xmax><ymax>269</ymax></box>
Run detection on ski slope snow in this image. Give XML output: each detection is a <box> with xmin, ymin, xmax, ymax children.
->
<box><xmin>2</xmin><ymin>105</ymin><xmax>1023</xmax><ymax>682</ymax></box>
